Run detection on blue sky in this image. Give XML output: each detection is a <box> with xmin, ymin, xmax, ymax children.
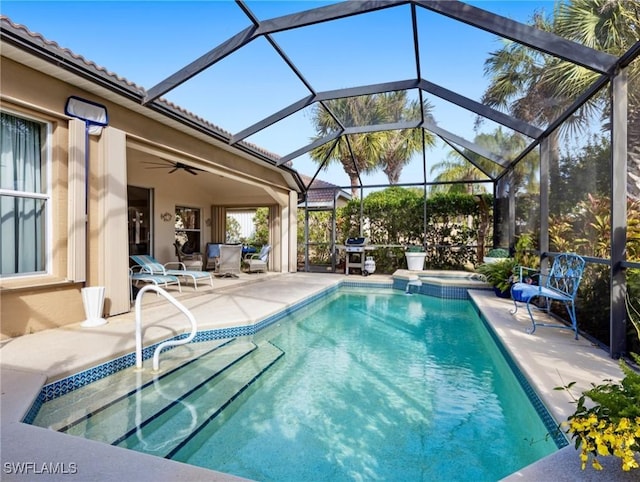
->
<box><xmin>1</xmin><ymin>1</ymin><xmax>556</xmax><ymax>188</ymax></box>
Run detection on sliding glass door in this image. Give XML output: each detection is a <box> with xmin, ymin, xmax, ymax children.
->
<box><xmin>127</xmin><ymin>186</ymin><xmax>152</xmax><ymax>256</ymax></box>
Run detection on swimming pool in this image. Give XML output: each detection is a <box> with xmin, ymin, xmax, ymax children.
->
<box><xmin>29</xmin><ymin>286</ymin><xmax>563</xmax><ymax>481</ymax></box>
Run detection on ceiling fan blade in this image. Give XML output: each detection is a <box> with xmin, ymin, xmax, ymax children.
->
<box><xmin>143</xmin><ymin>160</ymin><xmax>203</xmax><ymax>175</ymax></box>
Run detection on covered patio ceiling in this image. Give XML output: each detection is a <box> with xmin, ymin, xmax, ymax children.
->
<box><xmin>138</xmin><ymin>0</ymin><xmax>637</xmax><ymax>191</ymax></box>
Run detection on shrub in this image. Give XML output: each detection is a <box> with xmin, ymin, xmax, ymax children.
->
<box><xmin>558</xmin><ymin>299</ymin><xmax>640</xmax><ymax>472</ymax></box>
<box><xmin>337</xmin><ymin>189</ymin><xmax>490</xmax><ymax>271</ymax></box>
<box><xmin>559</xmin><ymin>355</ymin><xmax>640</xmax><ymax>472</ymax></box>
<box><xmin>476</xmin><ymin>258</ymin><xmax>517</xmax><ymax>292</ymax></box>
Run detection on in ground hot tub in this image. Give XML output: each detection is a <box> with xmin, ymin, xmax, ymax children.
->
<box><xmin>392</xmin><ymin>269</ymin><xmax>491</xmax><ymax>298</ymax></box>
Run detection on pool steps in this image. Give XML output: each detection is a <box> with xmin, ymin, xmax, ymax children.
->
<box><xmin>120</xmin><ymin>340</ymin><xmax>284</xmax><ymax>459</ymax></box>
<box><xmin>34</xmin><ymin>338</ymin><xmax>284</xmax><ymax>459</ymax></box>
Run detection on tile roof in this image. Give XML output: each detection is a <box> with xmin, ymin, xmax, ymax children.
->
<box><xmin>299</xmin><ymin>174</ymin><xmax>350</xmax><ymax>206</ymax></box>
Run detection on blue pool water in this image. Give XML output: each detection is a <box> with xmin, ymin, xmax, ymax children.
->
<box><xmin>32</xmin><ymin>287</ymin><xmax>560</xmax><ymax>481</ymax></box>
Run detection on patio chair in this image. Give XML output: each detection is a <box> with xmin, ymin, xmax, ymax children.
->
<box><xmin>174</xmin><ymin>241</ymin><xmax>203</xmax><ymax>271</ymax></box>
<box><xmin>510</xmin><ymin>253</ymin><xmax>586</xmax><ymax>339</ymax></box>
<box><xmin>205</xmin><ymin>243</ymin><xmax>221</xmax><ymax>271</ymax></box>
<box><xmin>130</xmin><ymin>254</ymin><xmax>213</xmax><ymax>290</ymax></box>
<box><xmin>129</xmin><ymin>266</ymin><xmax>181</xmax><ymax>302</ymax></box>
<box><xmin>243</xmin><ymin>244</ymin><xmax>270</xmax><ymax>273</ymax></box>
<box><xmin>216</xmin><ymin>244</ymin><xmax>242</xmax><ymax>278</ymax></box>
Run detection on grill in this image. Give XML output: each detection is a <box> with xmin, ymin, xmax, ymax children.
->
<box><xmin>344</xmin><ymin>237</ymin><xmax>369</xmax><ymax>275</ymax></box>
<box><xmin>345</xmin><ymin>237</ymin><xmax>368</xmax><ymax>253</ymax></box>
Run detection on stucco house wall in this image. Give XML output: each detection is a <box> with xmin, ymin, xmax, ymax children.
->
<box><xmin>0</xmin><ymin>29</ymin><xmax>302</xmax><ymax>339</ymax></box>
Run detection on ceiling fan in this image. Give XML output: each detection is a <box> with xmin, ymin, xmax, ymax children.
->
<box><xmin>143</xmin><ymin>159</ymin><xmax>203</xmax><ymax>175</ymax></box>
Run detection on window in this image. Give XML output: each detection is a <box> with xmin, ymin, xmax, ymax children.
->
<box><xmin>0</xmin><ymin>111</ymin><xmax>49</xmax><ymax>276</ymax></box>
<box><xmin>175</xmin><ymin>206</ymin><xmax>201</xmax><ymax>254</ymax></box>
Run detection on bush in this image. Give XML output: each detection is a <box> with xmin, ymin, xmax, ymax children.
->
<box><xmin>558</xmin><ymin>300</ymin><xmax>640</xmax><ymax>472</ymax></box>
<box><xmin>559</xmin><ymin>354</ymin><xmax>640</xmax><ymax>472</ymax></box>
<box><xmin>476</xmin><ymin>258</ymin><xmax>517</xmax><ymax>292</ymax></box>
<box><xmin>337</xmin><ymin>188</ymin><xmax>491</xmax><ymax>272</ymax></box>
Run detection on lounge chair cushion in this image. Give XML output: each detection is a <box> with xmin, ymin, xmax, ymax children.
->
<box><xmin>130</xmin><ymin>255</ymin><xmax>213</xmax><ymax>290</ymax></box>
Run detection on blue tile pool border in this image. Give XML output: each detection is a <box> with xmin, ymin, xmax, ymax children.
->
<box><xmin>468</xmin><ymin>296</ymin><xmax>569</xmax><ymax>449</ymax></box>
<box><xmin>23</xmin><ymin>280</ymin><xmax>389</xmax><ymax>423</ymax></box>
<box><xmin>25</xmin><ymin>276</ymin><xmax>567</xmax><ymax>451</ymax></box>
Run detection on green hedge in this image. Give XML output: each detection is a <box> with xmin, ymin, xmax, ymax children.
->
<box><xmin>333</xmin><ymin>188</ymin><xmax>492</xmax><ymax>271</ymax></box>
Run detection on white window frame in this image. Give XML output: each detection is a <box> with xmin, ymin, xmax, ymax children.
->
<box><xmin>0</xmin><ymin>109</ymin><xmax>52</xmax><ymax>278</ymax></box>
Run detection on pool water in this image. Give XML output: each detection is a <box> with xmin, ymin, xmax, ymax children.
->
<box><xmin>176</xmin><ymin>288</ymin><xmax>558</xmax><ymax>480</ymax></box>
<box><xmin>33</xmin><ymin>287</ymin><xmax>559</xmax><ymax>481</ymax></box>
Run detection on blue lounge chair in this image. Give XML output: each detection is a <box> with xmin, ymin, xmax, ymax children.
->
<box><xmin>130</xmin><ymin>254</ymin><xmax>213</xmax><ymax>290</ymax></box>
<box><xmin>510</xmin><ymin>253</ymin><xmax>586</xmax><ymax>339</ymax></box>
<box><xmin>129</xmin><ymin>266</ymin><xmax>182</xmax><ymax>301</ymax></box>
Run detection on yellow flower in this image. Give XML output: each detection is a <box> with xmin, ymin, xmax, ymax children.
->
<box><xmin>622</xmin><ymin>457</ymin><xmax>639</xmax><ymax>471</ymax></box>
<box><xmin>597</xmin><ymin>443</ymin><xmax>611</xmax><ymax>456</ymax></box>
<box><xmin>566</xmin><ymin>413</ymin><xmax>639</xmax><ymax>472</ymax></box>
<box><xmin>618</xmin><ymin>418</ymin><xmax>630</xmax><ymax>431</ymax></box>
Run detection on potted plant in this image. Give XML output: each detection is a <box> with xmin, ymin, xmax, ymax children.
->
<box><xmin>405</xmin><ymin>244</ymin><xmax>426</xmax><ymax>271</ymax></box>
<box><xmin>483</xmin><ymin>247</ymin><xmax>510</xmax><ymax>264</ymax></box>
<box><xmin>476</xmin><ymin>257</ymin><xmax>517</xmax><ymax>298</ymax></box>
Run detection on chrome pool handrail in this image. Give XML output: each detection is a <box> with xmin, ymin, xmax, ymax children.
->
<box><xmin>134</xmin><ymin>284</ymin><xmax>197</xmax><ymax>371</ymax></box>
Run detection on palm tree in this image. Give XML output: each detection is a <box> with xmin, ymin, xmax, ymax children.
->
<box><xmin>376</xmin><ymin>92</ymin><xmax>436</xmax><ymax>184</ymax></box>
<box><xmin>482</xmin><ymin>23</ymin><xmax>559</xmax><ymax>127</ymax></box>
<box><xmin>309</xmin><ymin>95</ymin><xmax>385</xmax><ymax>197</ymax></box>
<box><xmin>480</xmin><ymin>11</ymin><xmax>583</xmax><ymax>210</ymax></box>
<box><xmin>549</xmin><ymin>0</ymin><xmax>640</xmax><ymax>199</ymax></box>
<box><xmin>483</xmin><ymin>128</ymin><xmax>539</xmax><ymax>196</ymax></box>
<box><xmin>429</xmin><ymin>152</ymin><xmax>491</xmax><ymax>194</ymax></box>
<box><xmin>482</xmin><ymin>11</ymin><xmax>566</xmax><ymax>123</ymax></box>
<box><xmin>430</xmin><ymin>128</ymin><xmax>536</xmax><ymax>195</ymax></box>
<box><xmin>309</xmin><ymin>92</ymin><xmax>435</xmax><ymax>195</ymax></box>
<box><xmin>483</xmin><ymin>1</ymin><xmax>640</xmax><ymax>200</ymax></box>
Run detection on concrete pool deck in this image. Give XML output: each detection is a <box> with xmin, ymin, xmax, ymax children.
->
<box><xmin>1</xmin><ymin>272</ymin><xmax>637</xmax><ymax>481</ymax></box>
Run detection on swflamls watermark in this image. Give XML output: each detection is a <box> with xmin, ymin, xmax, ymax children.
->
<box><xmin>3</xmin><ymin>462</ymin><xmax>78</xmax><ymax>475</ymax></box>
